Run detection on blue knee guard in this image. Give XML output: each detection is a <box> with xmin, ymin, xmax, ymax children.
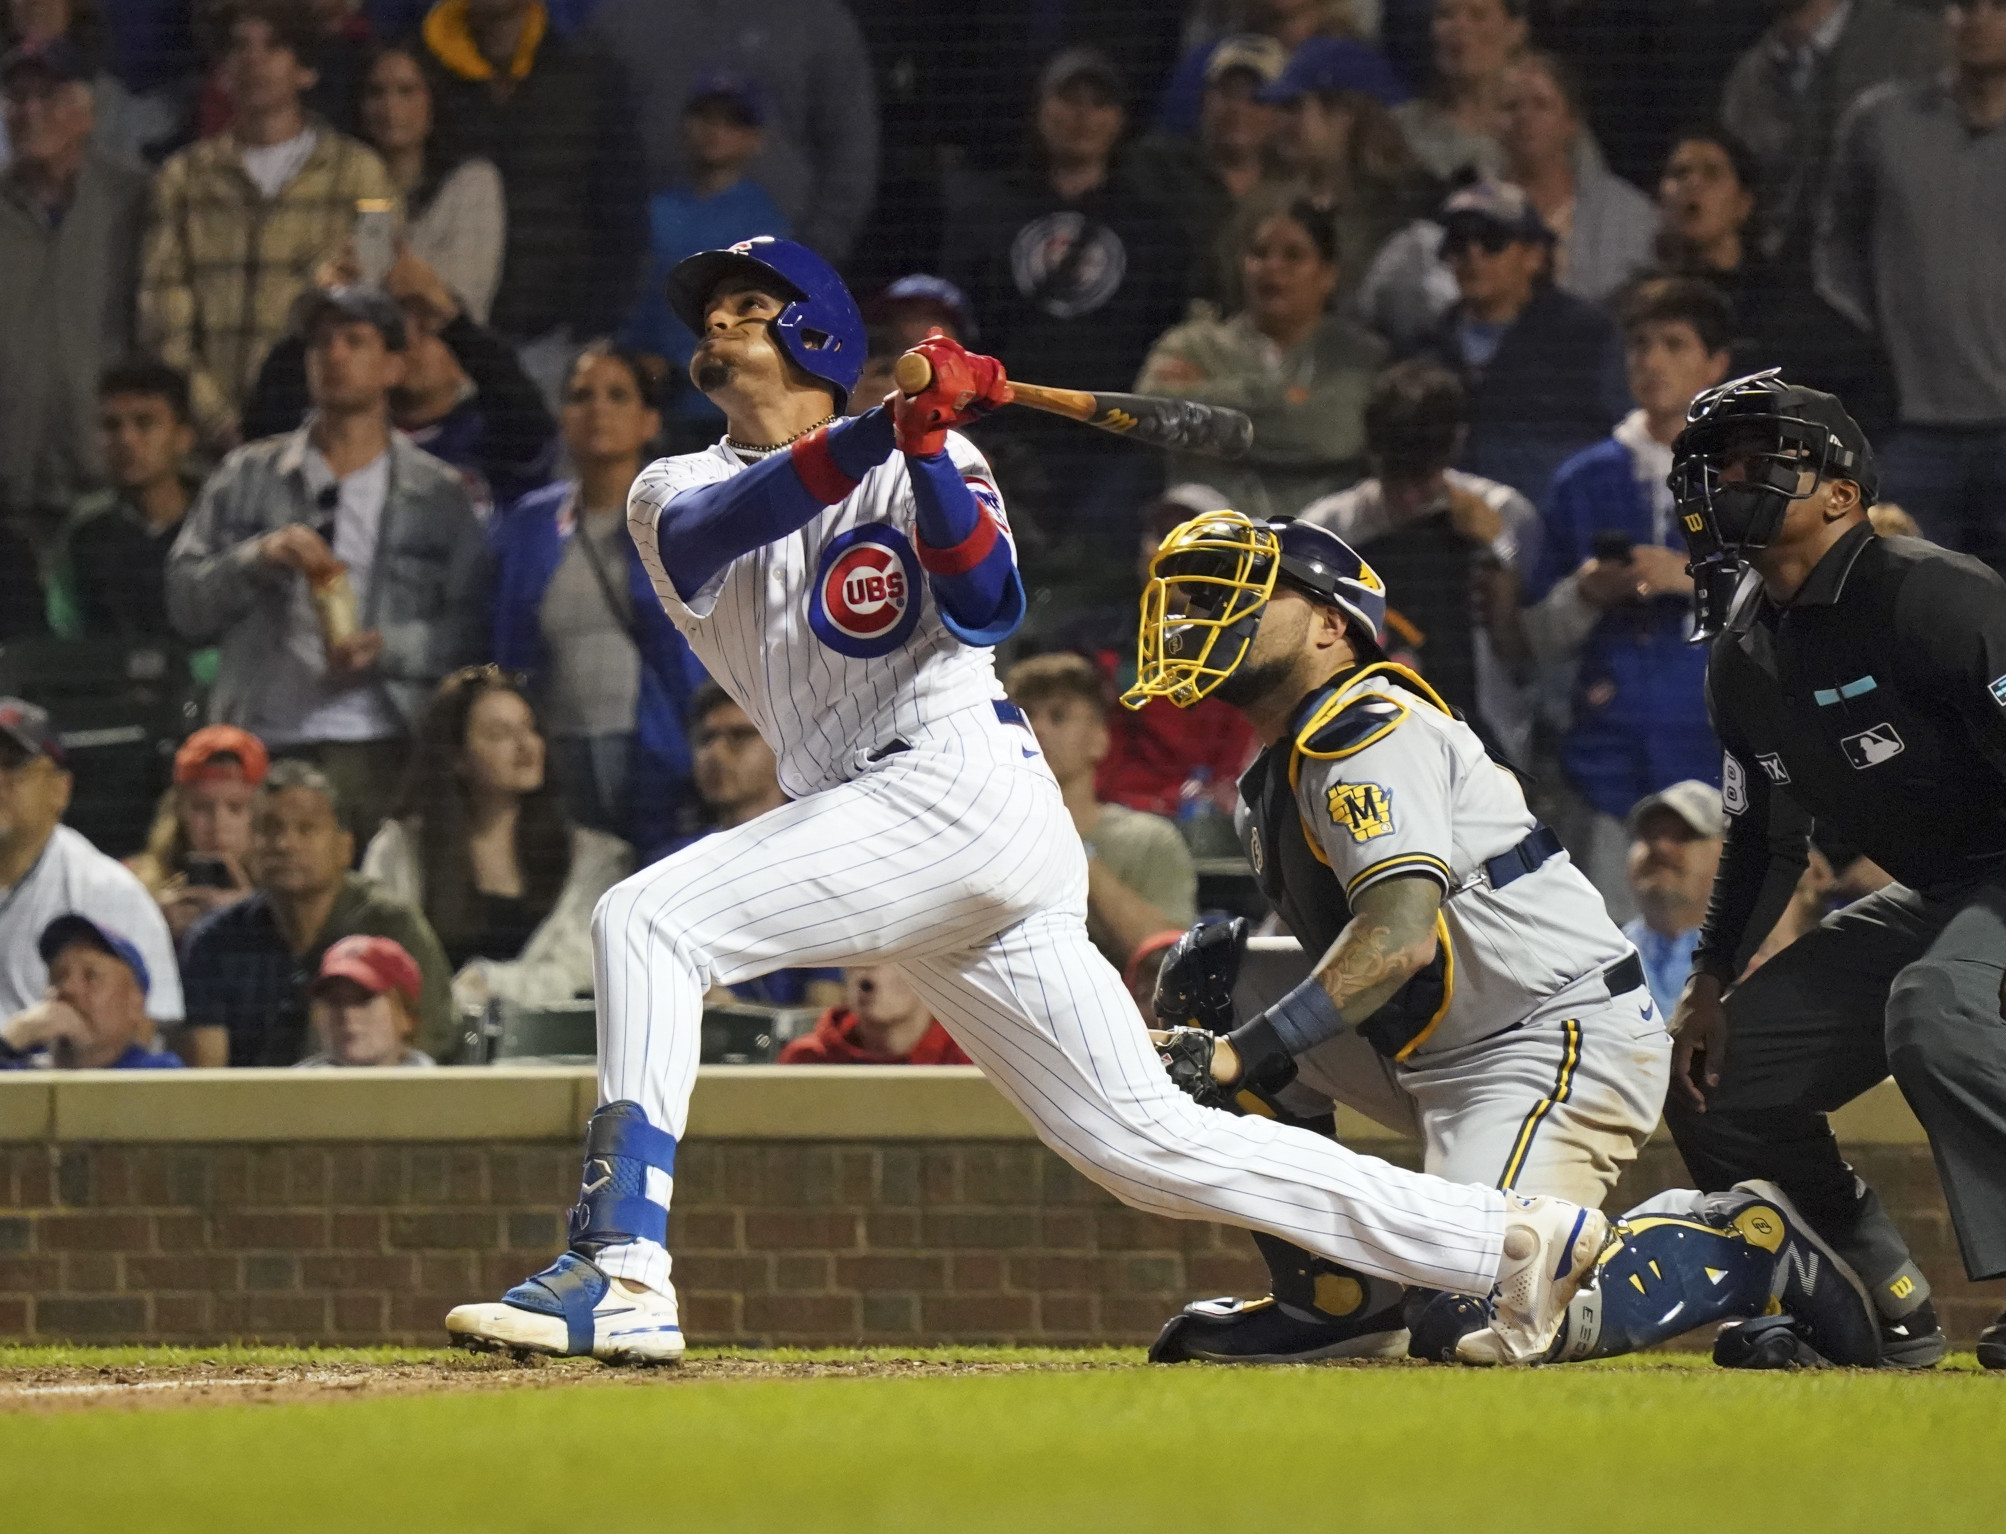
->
<box><xmin>1551</xmin><ymin>1215</ymin><xmax>1771</xmax><ymax>1361</ymax></box>
<box><xmin>567</xmin><ymin>1100</ymin><xmax>678</xmax><ymax>1256</ymax></box>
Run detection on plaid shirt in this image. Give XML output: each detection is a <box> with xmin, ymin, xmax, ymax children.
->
<box><xmin>139</xmin><ymin>121</ymin><xmax>397</xmax><ymax>434</ymax></box>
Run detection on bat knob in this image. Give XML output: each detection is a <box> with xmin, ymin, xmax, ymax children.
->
<box><xmin>894</xmin><ymin>351</ymin><xmax>934</xmax><ymax>396</ymax></box>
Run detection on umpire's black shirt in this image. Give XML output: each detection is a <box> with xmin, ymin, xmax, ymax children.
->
<box><xmin>1693</xmin><ymin>523</ymin><xmax>2006</xmax><ymax>979</ymax></box>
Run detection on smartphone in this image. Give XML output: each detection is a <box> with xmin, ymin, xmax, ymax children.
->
<box><xmin>185</xmin><ymin>855</ymin><xmax>235</xmax><ymax>889</ymax></box>
<box><xmin>1592</xmin><ymin>530</ymin><xmax>1635</xmax><ymax>564</ymax></box>
<box><xmin>354</xmin><ymin>199</ymin><xmax>397</xmax><ymax>283</ymax></box>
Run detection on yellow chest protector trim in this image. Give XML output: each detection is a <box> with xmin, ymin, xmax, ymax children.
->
<box><xmin>1285</xmin><ymin>663</ymin><xmax>1458</xmax><ymax>869</ymax></box>
<box><xmin>1272</xmin><ymin>664</ymin><xmax>1460</xmax><ymax>1061</ymax></box>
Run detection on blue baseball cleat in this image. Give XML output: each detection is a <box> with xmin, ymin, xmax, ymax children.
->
<box><xmin>446</xmin><ymin>1253</ymin><xmax>684</xmax><ymax>1364</ymax></box>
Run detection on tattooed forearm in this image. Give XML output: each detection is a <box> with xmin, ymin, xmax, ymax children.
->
<box><xmin>1312</xmin><ymin>874</ymin><xmax>1444</xmax><ymax>1025</ymax></box>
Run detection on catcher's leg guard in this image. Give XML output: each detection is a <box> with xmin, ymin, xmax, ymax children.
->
<box><xmin>1548</xmin><ymin>1180</ymin><xmax>1883</xmax><ymax>1366</ymax></box>
<box><xmin>1149</xmin><ymin>1231</ymin><xmax>1408</xmax><ymax>1363</ymax></box>
<box><xmin>445</xmin><ymin>1102</ymin><xmax>684</xmax><ymax>1363</ymax></box>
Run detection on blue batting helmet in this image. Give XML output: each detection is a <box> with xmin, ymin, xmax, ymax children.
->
<box><xmin>666</xmin><ymin>237</ymin><xmax>867</xmax><ymax>409</ymax></box>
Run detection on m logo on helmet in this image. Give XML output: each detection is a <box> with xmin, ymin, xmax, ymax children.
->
<box><xmin>808</xmin><ymin>524</ymin><xmax>922</xmax><ymax>659</ymax></box>
<box><xmin>1327</xmin><ymin>781</ymin><xmax>1395</xmax><ymax>842</ymax></box>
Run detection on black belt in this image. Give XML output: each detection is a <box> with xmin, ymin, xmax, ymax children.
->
<box><xmin>1603</xmin><ymin>951</ymin><xmax>1645</xmax><ymax>997</ymax></box>
<box><xmin>1483</xmin><ymin>824</ymin><xmax>1564</xmax><ymax>889</ymax></box>
<box><xmin>869</xmin><ymin>700</ymin><xmax>1030</xmax><ymax>763</ymax></box>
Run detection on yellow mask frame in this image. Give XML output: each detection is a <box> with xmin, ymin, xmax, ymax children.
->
<box><xmin>1121</xmin><ymin>510</ymin><xmax>1282</xmax><ymax>711</ymax></box>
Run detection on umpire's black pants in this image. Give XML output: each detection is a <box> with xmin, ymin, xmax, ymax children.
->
<box><xmin>1665</xmin><ymin>880</ymin><xmax>2006</xmax><ymax>1314</ymax></box>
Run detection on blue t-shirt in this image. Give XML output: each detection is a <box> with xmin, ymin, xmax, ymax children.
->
<box><xmin>0</xmin><ymin>1039</ymin><xmax>185</xmax><ymax>1070</ymax></box>
<box><xmin>1622</xmin><ymin>915</ymin><xmax>1698</xmax><ymax>1017</ymax></box>
<box><xmin>620</xmin><ymin>179</ymin><xmax>791</xmax><ymax>421</ymax></box>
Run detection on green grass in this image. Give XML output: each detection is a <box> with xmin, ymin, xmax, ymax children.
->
<box><xmin>7</xmin><ymin>1349</ymin><xmax>2006</xmax><ymax>1533</ymax></box>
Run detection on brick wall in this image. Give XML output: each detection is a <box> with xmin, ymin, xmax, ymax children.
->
<box><xmin>0</xmin><ymin>1139</ymin><xmax>1996</xmax><ymax>1346</ymax></box>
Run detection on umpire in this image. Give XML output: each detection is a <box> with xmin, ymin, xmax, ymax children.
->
<box><xmin>1665</xmin><ymin>370</ymin><xmax>2006</xmax><ymax>1370</ymax></box>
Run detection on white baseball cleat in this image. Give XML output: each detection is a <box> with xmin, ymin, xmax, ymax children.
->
<box><xmin>446</xmin><ymin>1252</ymin><xmax>685</xmax><ymax>1365</ymax></box>
<box><xmin>1456</xmin><ymin>1195</ymin><xmax>1611</xmax><ymax>1366</ymax></box>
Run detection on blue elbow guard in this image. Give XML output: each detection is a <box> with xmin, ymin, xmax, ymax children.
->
<box><xmin>566</xmin><ymin>1100</ymin><xmax>678</xmax><ymax>1254</ymax></box>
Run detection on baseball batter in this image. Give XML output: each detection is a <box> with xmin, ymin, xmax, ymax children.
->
<box><xmin>445</xmin><ymin>239</ymin><xmax>1610</xmax><ymax>1366</ymax></box>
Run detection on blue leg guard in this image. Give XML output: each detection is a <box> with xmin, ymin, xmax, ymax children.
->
<box><xmin>1550</xmin><ymin>1183</ymin><xmax>1883</xmax><ymax>1364</ymax></box>
<box><xmin>1550</xmin><ymin>1214</ymin><xmax>1772</xmax><ymax>1361</ymax></box>
<box><xmin>566</xmin><ymin>1100</ymin><xmax>678</xmax><ymax>1256</ymax></box>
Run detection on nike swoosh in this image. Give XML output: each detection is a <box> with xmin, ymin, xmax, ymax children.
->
<box><xmin>1022</xmin><ymin>747</ymin><xmax>1039</xmax><ymax>758</ymax></box>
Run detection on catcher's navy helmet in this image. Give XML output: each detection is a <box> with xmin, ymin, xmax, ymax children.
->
<box><xmin>1123</xmin><ymin>510</ymin><xmax>1388</xmax><ymax>710</ymax></box>
<box><xmin>666</xmin><ymin>237</ymin><xmax>867</xmax><ymax>409</ymax></box>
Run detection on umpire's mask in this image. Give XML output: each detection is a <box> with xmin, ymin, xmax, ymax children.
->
<box><xmin>1669</xmin><ymin>369</ymin><xmax>1877</xmax><ymax>640</ymax></box>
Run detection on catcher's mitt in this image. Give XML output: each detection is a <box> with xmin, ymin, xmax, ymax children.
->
<box><xmin>1151</xmin><ymin>916</ymin><xmax>1248</xmax><ymax>1034</ymax></box>
<box><xmin>1156</xmin><ymin>1026</ymin><xmax>1239</xmax><ymax>1111</ymax></box>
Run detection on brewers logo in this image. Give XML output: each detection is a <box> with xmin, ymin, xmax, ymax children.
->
<box><xmin>808</xmin><ymin>524</ymin><xmax>923</xmax><ymax>659</ymax></box>
<box><xmin>1327</xmin><ymin>781</ymin><xmax>1395</xmax><ymax>842</ymax></box>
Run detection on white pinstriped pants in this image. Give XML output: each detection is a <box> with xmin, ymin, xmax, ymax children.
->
<box><xmin>588</xmin><ymin>703</ymin><xmax>1507</xmax><ymax>1297</ymax></box>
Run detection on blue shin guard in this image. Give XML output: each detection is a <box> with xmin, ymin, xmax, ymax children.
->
<box><xmin>1550</xmin><ymin>1214</ymin><xmax>1771</xmax><ymax>1361</ymax></box>
<box><xmin>567</xmin><ymin>1100</ymin><xmax>678</xmax><ymax>1256</ymax></box>
<box><xmin>1550</xmin><ymin>1184</ymin><xmax>1882</xmax><ymax>1365</ymax></box>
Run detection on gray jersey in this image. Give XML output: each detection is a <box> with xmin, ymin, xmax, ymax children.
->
<box><xmin>1285</xmin><ymin>668</ymin><xmax>1633</xmax><ymax>1058</ymax></box>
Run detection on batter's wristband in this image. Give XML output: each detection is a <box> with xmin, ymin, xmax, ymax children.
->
<box><xmin>1247</xmin><ymin>977</ymin><xmax>1346</xmax><ymax>1059</ymax></box>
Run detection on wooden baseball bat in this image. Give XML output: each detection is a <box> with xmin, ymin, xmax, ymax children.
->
<box><xmin>895</xmin><ymin>351</ymin><xmax>1254</xmax><ymax>461</ymax></box>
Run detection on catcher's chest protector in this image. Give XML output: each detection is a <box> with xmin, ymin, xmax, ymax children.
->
<box><xmin>1238</xmin><ymin>678</ymin><xmax>1450</xmax><ymax>1059</ymax></box>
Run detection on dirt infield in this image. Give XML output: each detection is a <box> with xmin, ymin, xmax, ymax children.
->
<box><xmin>0</xmin><ymin>1349</ymin><xmax>1151</xmax><ymax>1414</ymax></box>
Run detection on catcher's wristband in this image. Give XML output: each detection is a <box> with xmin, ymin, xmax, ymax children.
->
<box><xmin>1240</xmin><ymin>976</ymin><xmax>1345</xmax><ymax>1060</ymax></box>
<box><xmin>1222</xmin><ymin>1013</ymin><xmax>1297</xmax><ymax>1094</ymax></box>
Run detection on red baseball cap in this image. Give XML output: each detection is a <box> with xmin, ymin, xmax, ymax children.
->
<box><xmin>311</xmin><ymin>935</ymin><xmax>423</xmax><ymax>1004</ymax></box>
<box><xmin>174</xmin><ymin>725</ymin><xmax>270</xmax><ymax>786</ymax></box>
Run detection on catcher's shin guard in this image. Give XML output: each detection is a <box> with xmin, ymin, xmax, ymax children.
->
<box><xmin>1149</xmin><ymin>1231</ymin><xmax>1408</xmax><ymax>1363</ymax></box>
<box><xmin>1548</xmin><ymin>1181</ymin><xmax>1882</xmax><ymax>1366</ymax></box>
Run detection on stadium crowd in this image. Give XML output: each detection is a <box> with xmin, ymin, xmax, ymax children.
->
<box><xmin>1</xmin><ymin>0</ymin><xmax>2002</xmax><ymax>1069</ymax></box>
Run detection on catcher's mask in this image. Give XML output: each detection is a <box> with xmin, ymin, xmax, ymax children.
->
<box><xmin>1122</xmin><ymin>510</ymin><xmax>1386</xmax><ymax>710</ymax></box>
<box><xmin>1670</xmin><ymin>369</ymin><xmax>1877</xmax><ymax>641</ymax></box>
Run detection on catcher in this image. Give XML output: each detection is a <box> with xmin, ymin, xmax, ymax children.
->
<box><xmin>1127</xmin><ymin>512</ymin><xmax>1878</xmax><ymax>1365</ymax></box>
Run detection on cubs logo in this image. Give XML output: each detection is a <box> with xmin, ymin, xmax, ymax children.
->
<box><xmin>1327</xmin><ymin>781</ymin><xmax>1395</xmax><ymax>842</ymax></box>
<box><xmin>808</xmin><ymin>524</ymin><xmax>923</xmax><ymax>659</ymax></box>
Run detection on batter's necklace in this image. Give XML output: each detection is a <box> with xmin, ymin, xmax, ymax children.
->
<box><xmin>725</xmin><ymin>414</ymin><xmax>839</xmax><ymax>455</ymax></box>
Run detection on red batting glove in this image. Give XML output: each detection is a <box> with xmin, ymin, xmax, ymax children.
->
<box><xmin>892</xmin><ymin>331</ymin><xmax>1011</xmax><ymax>456</ymax></box>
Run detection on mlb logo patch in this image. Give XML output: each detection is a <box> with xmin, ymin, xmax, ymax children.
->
<box><xmin>1327</xmin><ymin>781</ymin><xmax>1395</xmax><ymax>842</ymax></box>
<box><xmin>1840</xmin><ymin>723</ymin><xmax>1905</xmax><ymax>770</ymax></box>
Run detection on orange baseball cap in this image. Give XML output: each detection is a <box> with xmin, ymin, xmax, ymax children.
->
<box><xmin>173</xmin><ymin>725</ymin><xmax>270</xmax><ymax>786</ymax></box>
<box><xmin>311</xmin><ymin>935</ymin><xmax>423</xmax><ymax>1004</ymax></box>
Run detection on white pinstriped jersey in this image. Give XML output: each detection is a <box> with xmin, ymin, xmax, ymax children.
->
<box><xmin>627</xmin><ymin>431</ymin><xmax>1011</xmax><ymax>798</ymax></box>
<box><xmin>1283</xmin><ymin>670</ymin><xmax>1634</xmax><ymax>1056</ymax></box>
